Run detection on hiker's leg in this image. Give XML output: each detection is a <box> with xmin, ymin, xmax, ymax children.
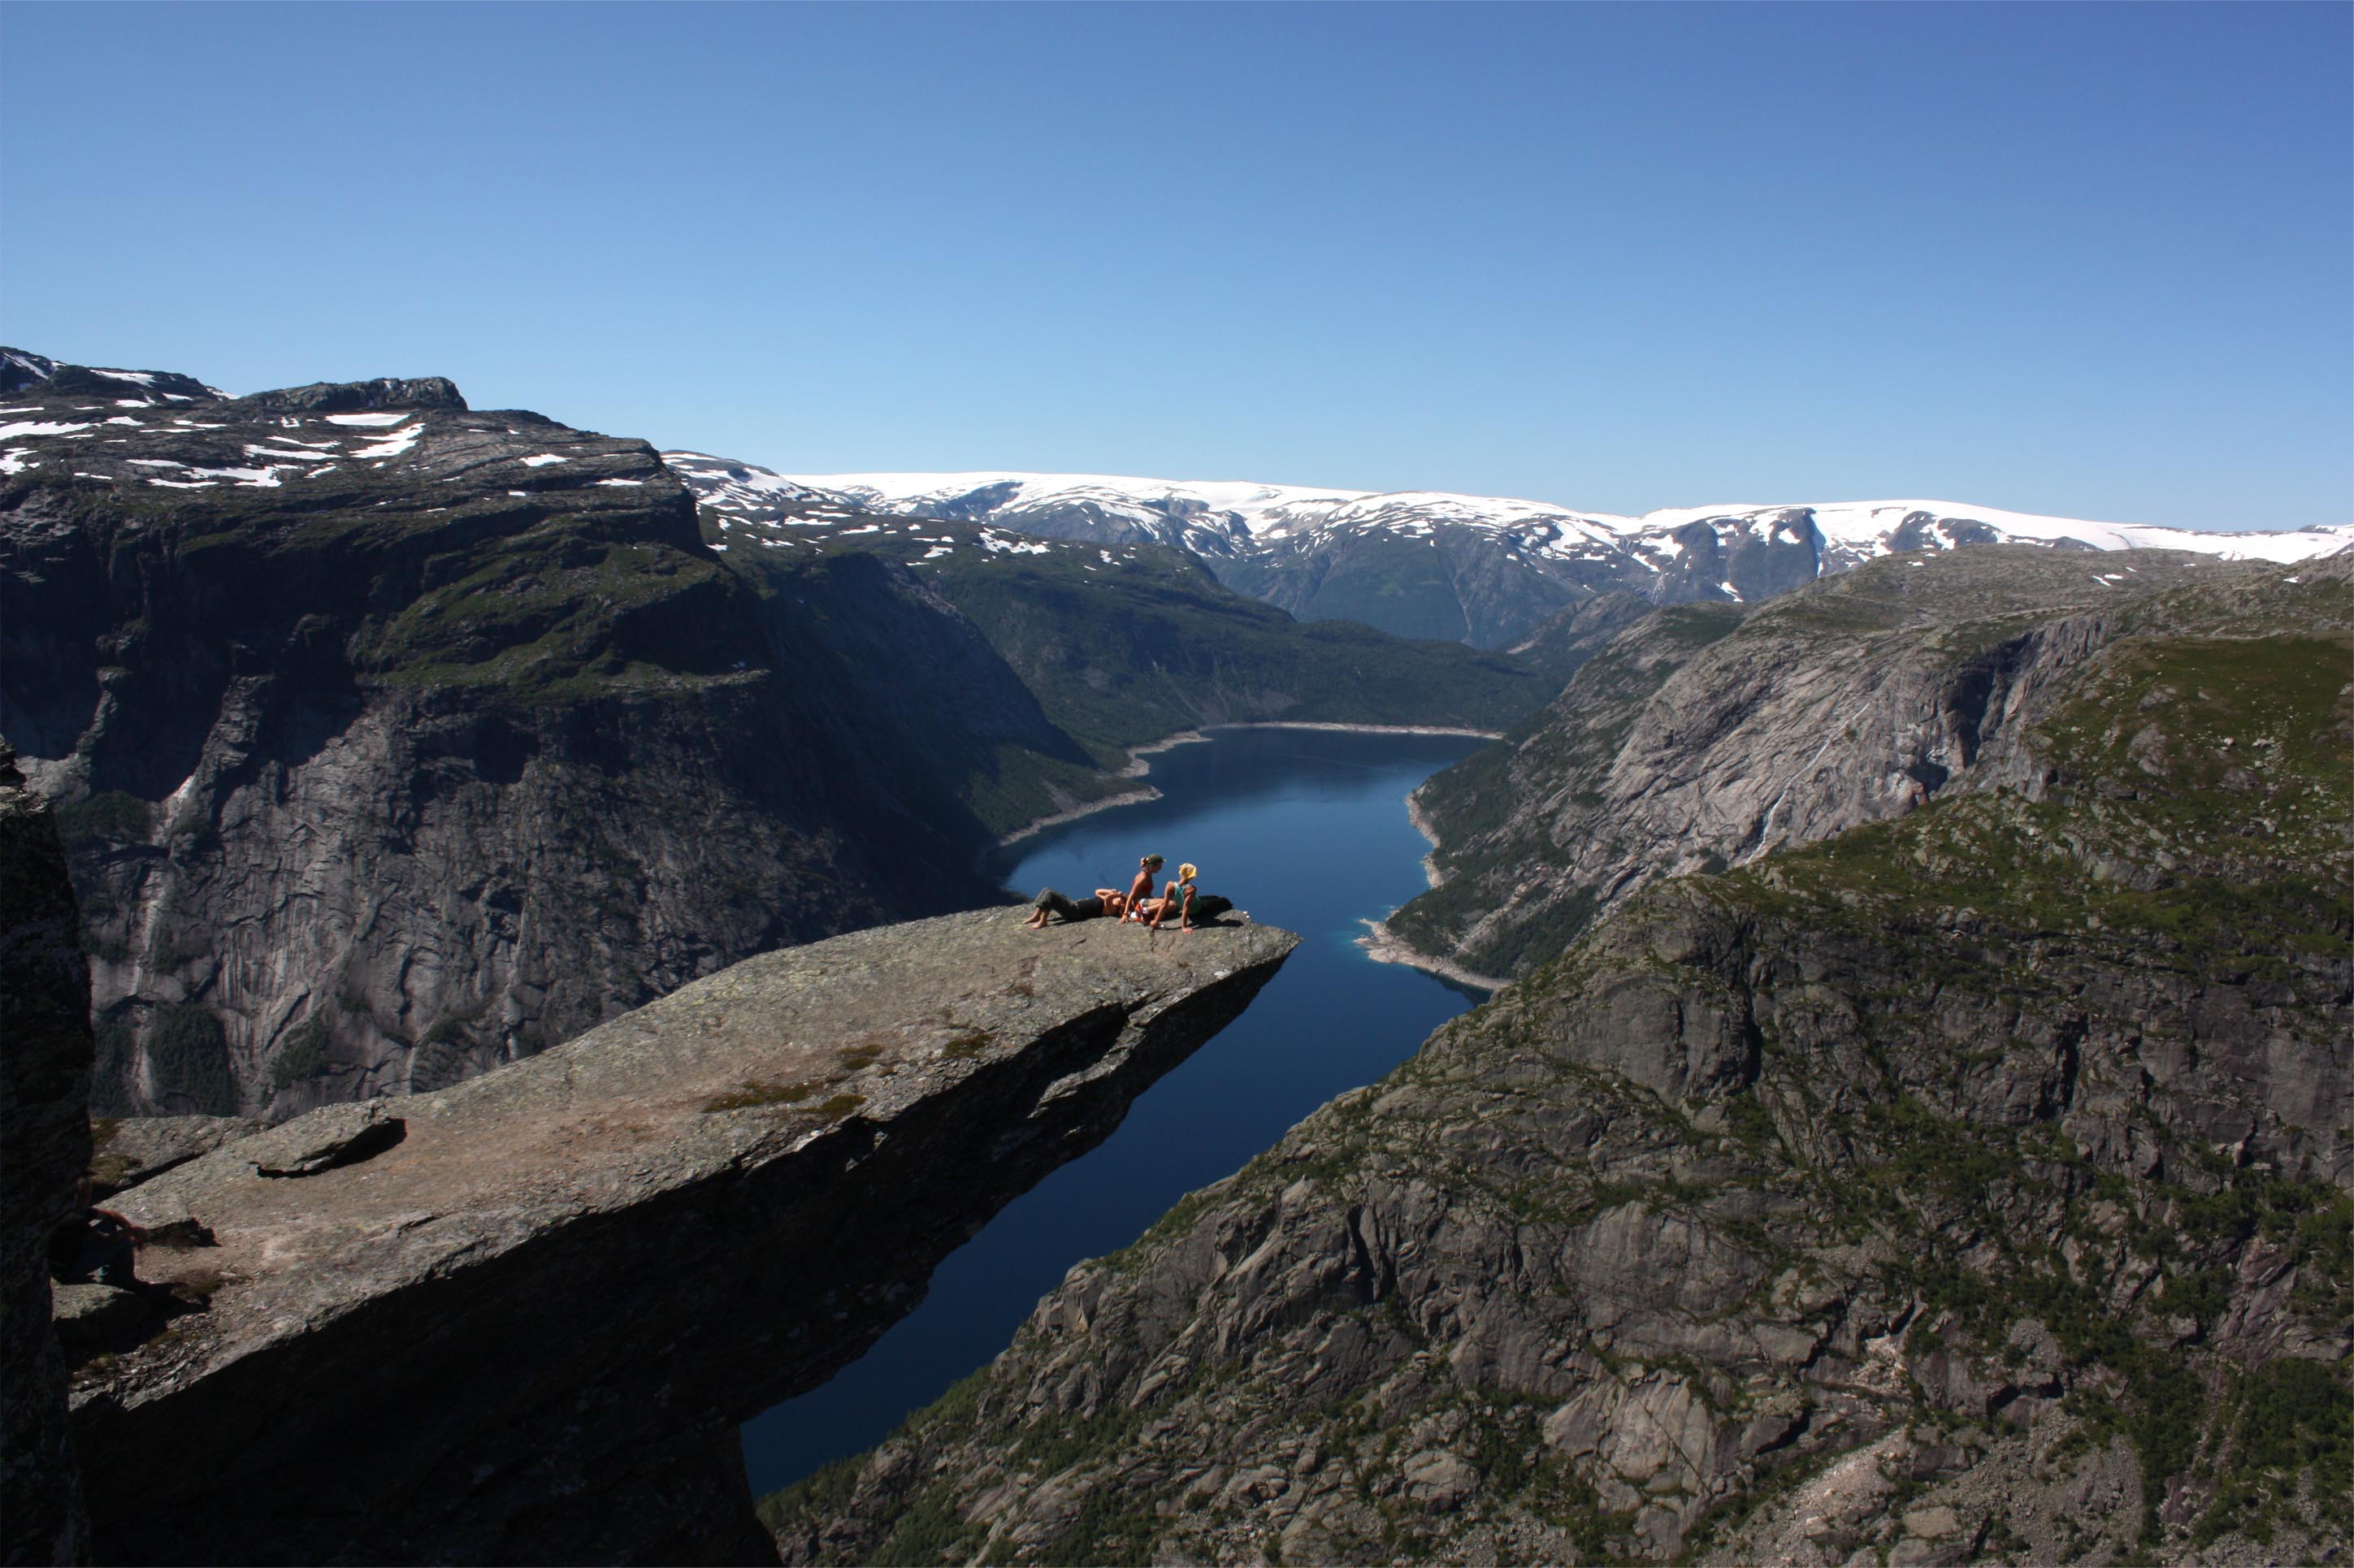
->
<box><xmin>1034</xmin><ymin>888</ymin><xmax>1081</xmax><ymax>923</ymax></box>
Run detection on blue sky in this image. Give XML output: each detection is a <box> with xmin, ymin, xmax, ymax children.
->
<box><xmin>3</xmin><ymin>2</ymin><xmax>2347</xmax><ymax>530</ymax></box>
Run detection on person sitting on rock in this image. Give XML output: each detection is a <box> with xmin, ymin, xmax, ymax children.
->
<box><xmin>1145</xmin><ymin>863</ymin><xmax>1200</xmax><ymax>932</ymax></box>
<box><xmin>1026</xmin><ymin>886</ymin><xmax>1126</xmax><ymax>928</ymax></box>
<box><xmin>49</xmin><ymin>1177</ymin><xmax>150</xmax><ymax>1290</ymax></box>
<box><xmin>1119</xmin><ymin>855</ymin><xmax>1164</xmax><ymax>922</ymax></box>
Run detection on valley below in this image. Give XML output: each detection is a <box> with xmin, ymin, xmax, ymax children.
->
<box><xmin>3</xmin><ymin>348</ymin><xmax>2347</xmax><ymax>1568</ymax></box>
<box><xmin>743</xmin><ymin>726</ymin><xmax>1493</xmax><ymax>1501</ymax></box>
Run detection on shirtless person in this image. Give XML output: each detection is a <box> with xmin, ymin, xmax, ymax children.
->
<box><xmin>1025</xmin><ymin>887</ymin><xmax>1127</xmax><ymax>928</ymax></box>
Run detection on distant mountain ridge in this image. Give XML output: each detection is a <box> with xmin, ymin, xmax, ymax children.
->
<box><xmin>665</xmin><ymin>455</ymin><xmax>2354</xmax><ymax>648</ymax></box>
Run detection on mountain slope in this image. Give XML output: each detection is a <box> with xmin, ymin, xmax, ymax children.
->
<box><xmin>686</xmin><ymin>460</ymin><xmax>2353</xmax><ymax>648</ymax></box>
<box><xmin>1385</xmin><ymin>547</ymin><xmax>2298</xmax><ymax>981</ymax></box>
<box><xmin>665</xmin><ymin>450</ymin><xmax>1566</xmax><ymax>765</ymax></box>
<box><xmin>764</xmin><ymin>554</ymin><xmax>2353</xmax><ymax>1567</ymax></box>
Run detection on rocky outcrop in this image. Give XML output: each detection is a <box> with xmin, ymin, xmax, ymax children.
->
<box><xmin>1389</xmin><ymin>547</ymin><xmax>2291</xmax><ymax>980</ymax></box>
<box><xmin>85</xmin><ymin>1116</ymin><xmax>261</xmax><ymax>1198</ymax></box>
<box><xmin>1</xmin><ymin>357</ymin><xmax>1113</xmax><ymax>1117</ymax></box>
<box><xmin>0</xmin><ymin>742</ymin><xmax>93</xmax><ymax>1565</ymax></box>
<box><xmin>67</xmin><ymin>907</ymin><xmax>1296</xmax><ymax>1565</ymax></box>
<box><xmin>225</xmin><ymin>376</ymin><xmax>466</xmax><ymax>414</ymax></box>
<box><xmin>768</xmin><ymin>563</ymin><xmax>2352</xmax><ymax>1565</ymax></box>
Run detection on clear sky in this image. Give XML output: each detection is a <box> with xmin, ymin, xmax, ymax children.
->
<box><xmin>3</xmin><ymin>2</ymin><xmax>2347</xmax><ymax>530</ymax></box>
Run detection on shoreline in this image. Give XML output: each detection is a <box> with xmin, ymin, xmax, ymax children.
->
<box><xmin>1355</xmin><ymin>918</ymin><xmax>1509</xmax><ymax>992</ymax></box>
<box><xmin>987</xmin><ymin>719</ymin><xmax>1498</xmax><ymax>859</ymax></box>
<box><xmin>990</xmin><ymin>731</ymin><xmax>1213</xmax><ymax>851</ymax></box>
<box><xmin>1204</xmin><ymin>721</ymin><xmax>1504</xmax><ymax>741</ymax></box>
<box><xmin>991</xmin><ymin>787</ymin><xmax>1164</xmax><ymax>850</ymax></box>
<box><xmin>1120</xmin><ymin>730</ymin><xmax>1212</xmax><ymax>775</ymax></box>
<box><xmin>1361</xmin><ymin>778</ymin><xmax>1508</xmax><ymax>988</ymax></box>
<box><xmin>1404</xmin><ymin>787</ymin><xmax>1444</xmax><ymax>890</ymax></box>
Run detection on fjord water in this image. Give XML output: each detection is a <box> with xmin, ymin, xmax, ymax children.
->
<box><xmin>739</xmin><ymin>726</ymin><xmax>1489</xmax><ymax>1495</ymax></box>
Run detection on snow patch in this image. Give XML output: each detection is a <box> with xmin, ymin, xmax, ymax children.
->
<box><xmin>351</xmin><ymin>426</ymin><xmax>422</xmax><ymax>460</ymax></box>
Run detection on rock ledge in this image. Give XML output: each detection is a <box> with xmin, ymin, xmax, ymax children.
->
<box><xmin>72</xmin><ymin>907</ymin><xmax>1297</xmax><ymax>1565</ymax></box>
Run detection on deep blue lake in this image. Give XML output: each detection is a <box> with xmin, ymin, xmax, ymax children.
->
<box><xmin>738</xmin><ymin>726</ymin><xmax>1489</xmax><ymax>1496</ymax></box>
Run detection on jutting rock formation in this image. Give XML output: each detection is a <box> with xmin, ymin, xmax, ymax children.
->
<box><xmin>66</xmin><ymin>908</ymin><xmax>1297</xmax><ymax>1565</ymax></box>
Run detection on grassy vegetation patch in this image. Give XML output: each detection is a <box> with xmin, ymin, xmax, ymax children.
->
<box><xmin>150</xmin><ymin>1004</ymin><xmax>237</xmax><ymax>1116</ymax></box>
<box><xmin>943</xmin><ymin>1029</ymin><xmax>995</xmax><ymax>1059</ymax></box>
<box><xmin>702</xmin><ymin>1079</ymin><xmax>817</xmax><ymax>1113</ymax></box>
<box><xmin>269</xmin><ymin>1016</ymin><xmax>332</xmax><ymax>1091</ymax></box>
<box><xmin>56</xmin><ymin>790</ymin><xmax>151</xmax><ymax>847</ymax></box>
<box><xmin>2193</xmin><ymin>1358</ymin><xmax>2352</xmax><ymax>1546</ymax></box>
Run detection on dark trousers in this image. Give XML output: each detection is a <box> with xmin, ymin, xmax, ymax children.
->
<box><xmin>1033</xmin><ymin>888</ymin><xmax>1098</xmax><ymax>922</ymax></box>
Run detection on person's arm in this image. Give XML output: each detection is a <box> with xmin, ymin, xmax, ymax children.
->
<box><xmin>1179</xmin><ymin>885</ymin><xmax>1196</xmax><ymax>930</ymax></box>
<box><xmin>90</xmin><ymin>1208</ymin><xmax>147</xmax><ymax>1245</ymax></box>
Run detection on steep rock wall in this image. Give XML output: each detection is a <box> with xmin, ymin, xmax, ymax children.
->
<box><xmin>1389</xmin><ymin>548</ymin><xmax>2291</xmax><ymax>980</ymax></box>
<box><xmin>0</xmin><ymin>743</ymin><xmax>94</xmax><ymax>1565</ymax></box>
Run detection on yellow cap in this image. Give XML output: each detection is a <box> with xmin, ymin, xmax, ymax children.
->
<box><xmin>1178</xmin><ymin>863</ymin><xmax>1197</xmax><ymax>882</ymax></box>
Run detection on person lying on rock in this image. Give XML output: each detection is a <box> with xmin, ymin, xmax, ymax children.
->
<box><xmin>1026</xmin><ymin>886</ymin><xmax>1127</xmax><ymax>928</ymax></box>
<box><xmin>1119</xmin><ymin>855</ymin><xmax>1164</xmax><ymax>921</ymax></box>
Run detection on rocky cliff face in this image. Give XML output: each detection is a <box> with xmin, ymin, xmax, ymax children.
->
<box><xmin>0</xmin><ymin>743</ymin><xmax>94</xmax><ymax>1566</ymax></box>
<box><xmin>1388</xmin><ymin>548</ymin><xmax>2287</xmax><ymax>981</ymax></box>
<box><xmin>0</xmin><ymin>355</ymin><xmax>1111</xmax><ymax>1119</ymax></box>
<box><xmin>766</xmin><ymin>561</ymin><xmax>2351</xmax><ymax>1566</ymax></box>
<box><xmin>67</xmin><ymin>907</ymin><xmax>1297</xmax><ymax>1565</ymax></box>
